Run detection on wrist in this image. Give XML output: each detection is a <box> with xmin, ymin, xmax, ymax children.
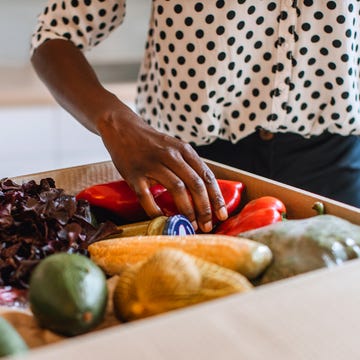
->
<box><xmin>94</xmin><ymin>91</ymin><xmax>139</xmax><ymax>137</ymax></box>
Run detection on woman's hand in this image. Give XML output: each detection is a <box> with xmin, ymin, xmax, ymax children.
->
<box><xmin>97</xmin><ymin>104</ymin><xmax>228</xmax><ymax>232</ymax></box>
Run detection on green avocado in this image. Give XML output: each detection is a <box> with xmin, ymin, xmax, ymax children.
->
<box><xmin>0</xmin><ymin>317</ymin><xmax>28</xmax><ymax>357</ymax></box>
<box><xmin>29</xmin><ymin>253</ymin><xmax>108</xmax><ymax>337</ymax></box>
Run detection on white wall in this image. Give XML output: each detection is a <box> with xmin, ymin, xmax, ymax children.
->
<box><xmin>0</xmin><ymin>84</ymin><xmax>136</xmax><ymax>178</ymax></box>
<box><xmin>0</xmin><ymin>1</ymin><xmax>149</xmax><ymax>178</ymax></box>
<box><xmin>0</xmin><ymin>0</ymin><xmax>151</xmax><ymax>67</ymax></box>
<box><xmin>0</xmin><ymin>105</ymin><xmax>111</xmax><ymax>178</ymax></box>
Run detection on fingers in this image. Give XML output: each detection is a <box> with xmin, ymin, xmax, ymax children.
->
<box><xmin>130</xmin><ymin>161</ymin><xmax>221</xmax><ymax>233</ymax></box>
<box><xmin>131</xmin><ymin>179</ymin><xmax>163</xmax><ymax>219</ymax></box>
<box><xmin>201</xmin><ymin>168</ymin><xmax>229</xmax><ymax>221</ymax></box>
<box><xmin>178</xmin><ymin>171</ymin><xmax>213</xmax><ymax>233</ymax></box>
<box><xmin>159</xmin><ymin>145</ymin><xmax>227</xmax><ymax>232</ymax></box>
<box><xmin>152</xmin><ymin>167</ymin><xmax>207</xmax><ymax>232</ymax></box>
<box><xmin>172</xmin><ymin>148</ymin><xmax>227</xmax><ymax>232</ymax></box>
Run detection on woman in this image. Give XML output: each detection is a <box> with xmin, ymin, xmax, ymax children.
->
<box><xmin>31</xmin><ymin>1</ymin><xmax>360</xmax><ymax>232</ymax></box>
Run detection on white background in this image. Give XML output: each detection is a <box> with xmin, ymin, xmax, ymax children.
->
<box><xmin>0</xmin><ymin>1</ymin><xmax>149</xmax><ymax>179</ymax></box>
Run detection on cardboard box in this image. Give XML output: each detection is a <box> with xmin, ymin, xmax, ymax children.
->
<box><xmin>6</xmin><ymin>160</ymin><xmax>360</xmax><ymax>359</ymax></box>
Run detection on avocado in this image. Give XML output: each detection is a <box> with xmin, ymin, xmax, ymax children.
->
<box><xmin>29</xmin><ymin>253</ymin><xmax>108</xmax><ymax>337</ymax></box>
<box><xmin>0</xmin><ymin>317</ymin><xmax>28</xmax><ymax>357</ymax></box>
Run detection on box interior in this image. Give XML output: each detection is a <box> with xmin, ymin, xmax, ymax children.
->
<box><xmin>6</xmin><ymin>160</ymin><xmax>360</xmax><ymax>359</ymax></box>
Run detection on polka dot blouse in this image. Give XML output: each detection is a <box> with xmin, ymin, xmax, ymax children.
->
<box><xmin>31</xmin><ymin>1</ymin><xmax>360</xmax><ymax>146</ymax></box>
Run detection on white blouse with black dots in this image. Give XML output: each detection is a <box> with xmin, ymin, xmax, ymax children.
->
<box><xmin>31</xmin><ymin>0</ymin><xmax>360</xmax><ymax>145</ymax></box>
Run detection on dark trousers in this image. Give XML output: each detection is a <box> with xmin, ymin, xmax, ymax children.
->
<box><xmin>193</xmin><ymin>131</ymin><xmax>360</xmax><ymax>208</ymax></box>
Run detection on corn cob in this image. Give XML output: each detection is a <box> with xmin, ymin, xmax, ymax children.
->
<box><xmin>88</xmin><ymin>234</ymin><xmax>272</xmax><ymax>279</ymax></box>
<box><xmin>113</xmin><ymin>248</ymin><xmax>253</xmax><ymax>322</ymax></box>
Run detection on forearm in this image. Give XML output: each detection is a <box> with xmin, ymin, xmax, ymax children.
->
<box><xmin>31</xmin><ymin>39</ymin><xmax>125</xmax><ymax>134</ymax></box>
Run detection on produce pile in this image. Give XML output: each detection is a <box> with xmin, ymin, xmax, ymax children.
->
<box><xmin>1</xmin><ymin>176</ymin><xmax>360</xmax><ymax>358</ymax></box>
<box><xmin>0</xmin><ymin>178</ymin><xmax>117</xmax><ymax>289</ymax></box>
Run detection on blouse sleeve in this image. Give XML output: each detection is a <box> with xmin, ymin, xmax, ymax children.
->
<box><xmin>30</xmin><ymin>0</ymin><xmax>126</xmax><ymax>55</ymax></box>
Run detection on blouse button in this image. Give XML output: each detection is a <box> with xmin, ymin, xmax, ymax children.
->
<box><xmin>259</xmin><ymin>129</ymin><xmax>275</xmax><ymax>141</ymax></box>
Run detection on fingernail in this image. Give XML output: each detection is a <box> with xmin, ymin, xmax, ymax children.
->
<box><xmin>216</xmin><ymin>206</ymin><xmax>228</xmax><ymax>221</ymax></box>
<box><xmin>191</xmin><ymin>221</ymin><xmax>198</xmax><ymax>231</ymax></box>
<box><xmin>202</xmin><ymin>221</ymin><xmax>213</xmax><ymax>233</ymax></box>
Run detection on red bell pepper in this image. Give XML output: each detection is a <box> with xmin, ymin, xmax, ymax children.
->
<box><xmin>214</xmin><ymin>196</ymin><xmax>286</xmax><ymax>235</ymax></box>
<box><xmin>76</xmin><ymin>180</ymin><xmax>167</xmax><ymax>222</ymax></box>
<box><xmin>76</xmin><ymin>179</ymin><xmax>244</xmax><ymax>223</ymax></box>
